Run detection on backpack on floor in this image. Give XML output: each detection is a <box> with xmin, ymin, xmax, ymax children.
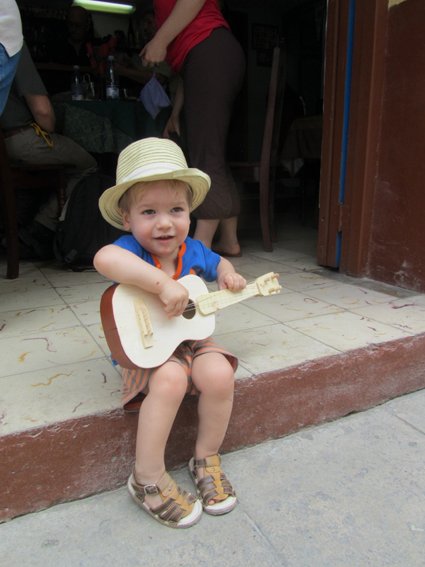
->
<box><xmin>54</xmin><ymin>172</ymin><xmax>126</xmax><ymax>269</ymax></box>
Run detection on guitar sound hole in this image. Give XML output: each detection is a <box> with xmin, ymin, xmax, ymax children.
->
<box><xmin>183</xmin><ymin>300</ymin><xmax>196</xmax><ymax>320</ymax></box>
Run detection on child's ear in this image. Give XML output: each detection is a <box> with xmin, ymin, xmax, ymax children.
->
<box><xmin>121</xmin><ymin>210</ymin><xmax>131</xmax><ymax>231</ymax></box>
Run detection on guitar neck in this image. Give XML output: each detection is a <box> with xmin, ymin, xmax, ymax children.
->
<box><xmin>196</xmin><ymin>281</ymin><xmax>262</xmax><ymax>316</ymax></box>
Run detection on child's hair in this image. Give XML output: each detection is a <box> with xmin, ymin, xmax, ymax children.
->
<box><xmin>119</xmin><ymin>179</ymin><xmax>193</xmax><ymax>213</ymax></box>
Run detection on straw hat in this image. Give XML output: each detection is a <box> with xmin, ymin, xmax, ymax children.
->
<box><xmin>99</xmin><ymin>137</ymin><xmax>211</xmax><ymax>229</ymax></box>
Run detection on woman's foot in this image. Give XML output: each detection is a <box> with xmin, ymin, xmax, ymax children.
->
<box><xmin>212</xmin><ymin>242</ymin><xmax>242</xmax><ymax>257</ymax></box>
<box><xmin>188</xmin><ymin>454</ymin><xmax>237</xmax><ymax>515</ymax></box>
<box><xmin>212</xmin><ymin>216</ymin><xmax>241</xmax><ymax>256</ymax></box>
<box><xmin>128</xmin><ymin>470</ymin><xmax>202</xmax><ymax>528</ymax></box>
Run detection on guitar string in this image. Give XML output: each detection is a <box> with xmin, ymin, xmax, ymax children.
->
<box><xmin>183</xmin><ymin>284</ymin><xmax>257</xmax><ymax>315</ymax></box>
<box><xmin>181</xmin><ymin>278</ymin><xmax>279</xmax><ymax>315</ymax></box>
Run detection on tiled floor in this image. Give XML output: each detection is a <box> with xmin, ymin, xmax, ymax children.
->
<box><xmin>2</xmin><ymin>218</ymin><xmax>425</xmax><ymax>438</ymax></box>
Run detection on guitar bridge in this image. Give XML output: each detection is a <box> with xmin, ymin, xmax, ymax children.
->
<box><xmin>134</xmin><ymin>299</ymin><xmax>154</xmax><ymax>348</ymax></box>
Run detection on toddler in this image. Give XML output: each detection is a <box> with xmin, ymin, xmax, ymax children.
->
<box><xmin>94</xmin><ymin>137</ymin><xmax>246</xmax><ymax>528</ymax></box>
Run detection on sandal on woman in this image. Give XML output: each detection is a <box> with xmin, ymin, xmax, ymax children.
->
<box><xmin>127</xmin><ymin>470</ymin><xmax>202</xmax><ymax>528</ymax></box>
<box><xmin>188</xmin><ymin>454</ymin><xmax>237</xmax><ymax>516</ymax></box>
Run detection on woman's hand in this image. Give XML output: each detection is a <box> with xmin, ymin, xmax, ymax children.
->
<box><xmin>139</xmin><ymin>37</ymin><xmax>168</xmax><ymax>67</ymax></box>
<box><xmin>163</xmin><ymin>77</ymin><xmax>183</xmax><ymax>138</ymax></box>
<box><xmin>163</xmin><ymin>113</ymin><xmax>181</xmax><ymax>138</ymax></box>
<box><xmin>139</xmin><ymin>0</ymin><xmax>206</xmax><ymax>67</ymax></box>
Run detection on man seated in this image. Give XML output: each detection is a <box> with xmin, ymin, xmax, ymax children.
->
<box><xmin>0</xmin><ymin>42</ymin><xmax>97</xmax><ymax>259</ymax></box>
<box><xmin>47</xmin><ymin>5</ymin><xmax>94</xmax><ymax>68</ymax></box>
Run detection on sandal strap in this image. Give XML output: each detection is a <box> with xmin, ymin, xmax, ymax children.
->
<box><xmin>130</xmin><ymin>471</ymin><xmax>196</xmax><ymax>524</ymax></box>
<box><xmin>193</xmin><ymin>455</ymin><xmax>235</xmax><ymax>505</ymax></box>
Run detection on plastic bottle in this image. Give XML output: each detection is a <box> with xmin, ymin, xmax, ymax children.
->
<box><xmin>105</xmin><ymin>55</ymin><xmax>119</xmax><ymax>100</ymax></box>
<box><xmin>71</xmin><ymin>65</ymin><xmax>84</xmax><ymax>100</ymax></box>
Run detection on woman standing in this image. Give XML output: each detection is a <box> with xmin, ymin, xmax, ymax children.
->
<box><xmin>140</xmin><ymin>0</ymin><xmax>245</xmax><ymax>257</ymax></box>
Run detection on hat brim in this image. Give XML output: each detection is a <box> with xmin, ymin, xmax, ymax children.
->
<box><xmin>99</xmin><ymin>168</ymin><xmax>211</xmax><ymax>230</ymax></box>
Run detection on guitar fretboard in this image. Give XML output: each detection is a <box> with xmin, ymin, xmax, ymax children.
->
<box><xmin>196</xmin><ymin>281</ymin><xmax>264</xmax><ymax>315</ymax></box>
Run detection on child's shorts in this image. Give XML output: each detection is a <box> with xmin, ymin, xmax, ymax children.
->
<box><xmin>121</xmin><ymin>337</ymin><xmax>238</xmax><ymax>411</ymax></box>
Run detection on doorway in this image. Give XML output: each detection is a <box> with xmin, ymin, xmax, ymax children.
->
<box><xmin>226</xmin><ymin>0</ymin><xmax>327</xmax><ymax>249</ymax></box>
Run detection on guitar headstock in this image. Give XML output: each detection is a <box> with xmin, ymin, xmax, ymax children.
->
<box><xmin>255</xmin><ymin>272</ymin><xmax>282</xmax><ymax>296</ymax></box>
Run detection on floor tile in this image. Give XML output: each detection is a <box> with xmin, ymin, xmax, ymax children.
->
<box><xmin>305</xmin><ymin>281</ymin><xmax>396</xmax><ymax>309</ymax></box>
<box><xmin>69</xmin><ymin>300</ymin><xmax>102</xmax><ymax>326</ymax></box>
<box><xmin>0</xmin><ymin>305</ymin><xmax>81</xmax><ymax>338</ymax></box>
<box><xmin>0</xmin><ymin>358</ymin><xmax>121</xmax><ymax>435</ymax></box>
<box><xmin>279</xmin><ymin>271</ymin><xmax>337</xmax><ymax>292</ymax></box>
<box><xmin>85</xmin><ymin>321</ymin><xmax>111</xmax><ymax>356</ymax></box>
<box><xmin>287</xmin><ymin>311</ymin><xmax>411</xmax><ymax>351</ymax></box>
<box><xmin>352</xmin><ymin>296</ymin><xmax>425</xmax><ymax>333</ymax></box>
<box><xmin>217</xmin><ymin>324</ymin><xmax>339</xmax><ymax>375</ymax></box>
<box><xmin>215</xmin><ymin>302</ymin><xmax>278</xmax><ymax>334</ymax></box>
<box><xmin>275</xmin><ymin>254</ymin><xmax>323</xmax><ymax>272</ymax></box>
<box><xmin>247</xmin><ymin>290</ymin><xmax>343</xmax><ymax>322</ymax></box>
<box><xmin>55</xmin><ymin>281</ymin><xmax>112</xmax><ymax>305</ymax></box>
<box><xmin>231</xmin><ymin>255</ymin><xmax>300</xmax><ymax>279</ymax></box>
<box><xmin>40</xmin><ymin>266</ymin><xmax>108</xmax><ymax>288</ymax></box>
<box><xmin>0</xmin><ymin>285</ymin><xmax>65</xmax><ymax>311</ymax></box>
<box><xmin>0</xmin><ymin>272</ymin><xmax>50</xmax><ymax>294</ymax></box>
<box><xmin>2</xmin><ymin>326</ymin><xmax>105</xmax><ymax>377</ymax></box>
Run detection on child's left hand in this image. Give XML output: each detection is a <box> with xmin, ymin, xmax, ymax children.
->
<box><xmin>218</xmin><ymin>272</ymin><xmax>246</xmax><ymax>291</ymax></box>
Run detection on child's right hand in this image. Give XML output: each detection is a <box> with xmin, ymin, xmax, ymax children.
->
<box><xmin>158</xmin><ymin>279</ymin><xmax>189</xmax><ymax>317</ymax></box>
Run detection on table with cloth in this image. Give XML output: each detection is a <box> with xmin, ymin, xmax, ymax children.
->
<box><xmin>54</xmin><ymin>99</ymin><xmax>170</xmax><ymax>154</ymax></box>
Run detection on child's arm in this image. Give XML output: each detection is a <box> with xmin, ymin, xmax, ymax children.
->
<box><xmin>216</xmin><ymin>257</ymin><xmax>246</xmax><ymax>292</ymax></box>
<box><xmin>94</xmin><ymin>244</ymin><xmax>189</xmax><ymax>317</ymax></box>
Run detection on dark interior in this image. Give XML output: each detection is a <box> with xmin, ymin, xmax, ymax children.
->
<box><xmin>12</xmin><ymin>0</ymin><xmax>326</xmax><ymax>238</ymax></box>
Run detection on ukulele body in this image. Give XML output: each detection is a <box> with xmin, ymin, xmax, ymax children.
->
<box><xmin>101</xmin><ymin>275</ymin><xmax>215</xmax><ymax>369</ymax></box>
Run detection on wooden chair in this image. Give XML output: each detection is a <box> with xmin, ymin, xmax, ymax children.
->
<box><xmin>0</xmin><ymin>129</ymin><xmax>68</xmax><ymax>279</ymax></box>
<box><xmin>230</xmin><ymin>44</ymin><xmax>286</xmax><ymax>251</ymax></box>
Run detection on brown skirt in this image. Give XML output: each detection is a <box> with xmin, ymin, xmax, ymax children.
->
<box><xmin>183</xmin><ymin>27</ymin><xmax>246</xmax><ymax>219</ymax></box>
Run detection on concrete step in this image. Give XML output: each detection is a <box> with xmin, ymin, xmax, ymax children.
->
<box><xmin>2</xmin><ymin>333</ymin><xmax>425</xmax><ymax>522</ymax></box>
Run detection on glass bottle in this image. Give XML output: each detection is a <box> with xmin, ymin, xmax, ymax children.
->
<box><xmin>71</xmin><ymin>65</ymin><xmax>84</xmax><ymax>101</ymax></box>
<box><xmin>105</xmin><ymin>55</ymin><xmax>119</xmax><ymax>100</ymax></box>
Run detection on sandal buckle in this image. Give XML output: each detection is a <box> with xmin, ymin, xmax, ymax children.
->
<box><xmin>143</xmin><ymin>483</ymin><xmax>159</xmax><ymax>496</ymax></box>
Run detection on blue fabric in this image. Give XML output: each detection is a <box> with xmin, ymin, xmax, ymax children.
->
<box><xmin>0</xmin><ymin>46</ymin><xmax>21</xmax><ymax>116</ymax></box>
<box><xmin>113</xmin><ymin>235</ymin><xmax>221</xmax><ymax>281</ymax></box>
<box><xmin>138</xmin><ymin>74</ymin><xmax>171</xmax><ymax>119</ymax></box>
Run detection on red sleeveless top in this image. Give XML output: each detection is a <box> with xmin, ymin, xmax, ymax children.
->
<box><xmin>154</xmin><ymin>0</ymin><xmax>229</xmax><ymax>71</ymax></box>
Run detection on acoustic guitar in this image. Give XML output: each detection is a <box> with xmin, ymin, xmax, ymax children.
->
<box><xmin>100</xmin><ymin>272</ymin><xmax>281</xmax><ymax>369</ymax></box>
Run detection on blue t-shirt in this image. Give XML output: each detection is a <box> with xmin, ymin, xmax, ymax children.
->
<box><xmin>113</xmin><ymin>235</ymin><xmax>221</xmax><ymax>281</ymax></box>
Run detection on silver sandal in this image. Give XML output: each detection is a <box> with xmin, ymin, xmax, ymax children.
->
<box><xmin>127</xmin><ymin>470</ymin><xmax>202</xmax><ymax>528</ymax></box>
<box><xmin>188</xmin><ymin>454</ymin><xmax>237</xmax><ymax>516</ymax></box>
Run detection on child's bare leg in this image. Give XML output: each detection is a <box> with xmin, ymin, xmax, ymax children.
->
<box><xmin>191</xmin><ymin>352</ymin><xmax>235</xmax><ymax>460</ymax></box>
<box><xmin>134</xmin><ymin>362</ymin><xmax>188</xmax><ymax>508</ymax></box>
<box><xmin>190</xmin><ymin>352</ymin><xmax>236</xmax><ymax>509</ymax></box>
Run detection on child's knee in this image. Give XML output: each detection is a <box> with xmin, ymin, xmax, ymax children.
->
<box><xmin>213</xmin><ymin>370</ymin><xmax>234</xmax><ymax>397</ymax></box>
<box><xmin>150</xmin><ymin>366</ymin><xmax>188</xmax><ymax>400</ymax></box>
<box><xmin>197</xmin><ymin>358</ymin><xmax>235</xmax><ymax>396</ymax></box>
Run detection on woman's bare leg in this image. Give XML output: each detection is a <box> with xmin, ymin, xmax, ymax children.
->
<box><xmin>193</xmin><ymin>218</ymin><xmax>220</xmax><ymax>249</ymax></box>
<box><xmin>214</xmin><ymin>216</ymin><xmax>241</xmax><ymax>256</ymax></box>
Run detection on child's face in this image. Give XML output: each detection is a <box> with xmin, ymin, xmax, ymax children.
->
<box><xmin>121</xmin><ymin>180</ymin><xmax>191</xmax><ymax>260</ymax></box>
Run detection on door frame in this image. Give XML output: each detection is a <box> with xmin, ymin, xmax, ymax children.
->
<box><xmin>317</xmin><ymin>0</ymin><xmax>388</xmax><ymax>275</ymax></box>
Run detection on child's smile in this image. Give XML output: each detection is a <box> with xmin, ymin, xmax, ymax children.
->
<box><xmin>122</xmin><ymin>181</ymin><xmax>191</xmax><ymax>262</ymax></box>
